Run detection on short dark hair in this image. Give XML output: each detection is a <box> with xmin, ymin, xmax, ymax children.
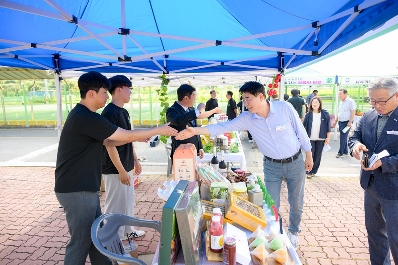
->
<box><xmin>309</xmin><ymin>96</ymin><xmax>323</xmax><ymax>112</ymax></box>
<box><xmin>210</xmin><ymin>90</ymin><xmax>216</xmax><ymax>94</ymax></box>
<box><xmin>177</xmin><ymin>84</ymin><xmax>196</xmax><ymax>101</ymax></box>
<box><xmin>78</xmin><ymin>71</ymin><xmax>110</xmax><ymax>99</ymax></box>
<box><xmin>108</xmin><ymin>75</ymin><xmax>132</xmax><ymax>94</ymax></box>
<box><xmin>283</xmin><ymin>94</ymin><xmax>289</xmax><ymax>101</ymax></box>
<box><xmin>339</xmin><ymin>89</ymin><xmax>348</xmax><ymax>94</ymax></box>
<box><xmin>313</xmin><ymin>90</ymin><xmax>318</xmax><ymax>93</ymax></box>
<box><xmin>227</xmin><ymin>91</ymin><xmax>233</xmax><ymax>97</ymax></box>
<box><xmin>239</xmin><ymin>81</ymin><xmax>265</xmax><ymax>97</ymax></box>
<box><xmin>291</xmin><ymin>89</ymin><xmax>299</xmax><ymax>96</ymax></box>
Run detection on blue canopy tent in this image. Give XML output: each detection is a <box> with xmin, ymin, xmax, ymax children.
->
<box><xmin>0</xmin><ymin>0</ymin><xmax>397</xmax><ymax>135</ymax></box>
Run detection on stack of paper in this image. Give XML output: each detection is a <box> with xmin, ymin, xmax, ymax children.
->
<box><xmin>368</xmin><ymin>150</ymin><xmax>390</xmax><ymax>168</ymax></box>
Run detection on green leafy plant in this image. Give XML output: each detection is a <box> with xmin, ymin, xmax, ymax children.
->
<box><xmin>156</xmin><ymin>74</ymin><xmax>171</xmax><ymax>144</ymax></box>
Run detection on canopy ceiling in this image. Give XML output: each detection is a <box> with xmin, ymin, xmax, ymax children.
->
<box><xmin>0</xmin><ymin>0</ymin><xmax>397</xmax><ymax>77</ymax></box>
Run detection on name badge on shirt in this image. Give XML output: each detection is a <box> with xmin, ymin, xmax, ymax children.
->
<box><xmin>276</xmin><ymin>125</ymin><xmax>286</xmax><ymax>131</ymax></box>
<box><xmin>387</xmin><ymin>130</ymin><xmax>398</xmax><ymax>135</ymax></box>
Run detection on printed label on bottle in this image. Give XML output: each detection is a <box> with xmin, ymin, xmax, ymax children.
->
<box><xmin>210</xmin><ymin>235</ymin><xmax>223</xmax><ymax>250</ymax></box>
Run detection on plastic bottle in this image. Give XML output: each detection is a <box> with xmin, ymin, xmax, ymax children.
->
<box><xmin>218</xmin><ymin>150</ymin><xmax>227</xmax><ymax>176</ymax></box>
<box><xmin>212</xmin><ymin>207</ymin><xmax>223</xmax><ymax>224</ymax></box>
<box><xmin>211</xmin><ymin>146</ymin><xmax>219</xmax><ymax>171</ymax></box>
<box><xmin>210</xmin><ymin>215</ymin><xmax>223</xmax><ymax>253</ymax></box>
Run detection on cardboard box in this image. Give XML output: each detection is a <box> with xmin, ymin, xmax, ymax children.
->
<box><xmin>173</xmin><ymin>143</ymin><xmax>197</xmax><ymax>182</ymax></box>
<box><xmin>225</xmin><ymin>193</ymin><xmax>267</xmax><ymax>232</ymax></box>
<box><xmin>175</xmin><ymin>181</ymin><xmax>205</xmax><ymax>265</ymax></box>
<box><xmin>223</xmin><ymin>223</ymin><xmax>251</xmax><ymax>265</ymax></box>
<box><xmin>210</xmin><ymin>182</ymin><xmax>230</xmax><ymax>205</ymax></box>
<box><xmin>159</xmin><ymin>180</ymin><xmax>189</xmax><ymax>265</ymax></box>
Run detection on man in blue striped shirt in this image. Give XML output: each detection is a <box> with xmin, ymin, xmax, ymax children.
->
<box><xmin>176</xmin><ymin>81</ymin><xmax>313</xmax><ymax>249</ymax></box>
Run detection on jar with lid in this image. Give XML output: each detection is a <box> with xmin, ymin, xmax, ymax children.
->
<box><xmin>223</xmin><ymin>237</ymin><xmax>236</xmax><ymax>265</ymax></box>
<box><xmin>248</xmin><ymin>184</ymin><xmax>264</xmax><ymax>207</ymax></box>
<box><xmin>233</xmin><ymin>183</ymin><xmax>248</xmax><ymax>200</ymax></box>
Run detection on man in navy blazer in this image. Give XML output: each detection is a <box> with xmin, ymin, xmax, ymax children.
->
<box><xmin>349</xmin><ymin>77</ymin><xmax>398</xmax><ymax>264</ymax></box>
<box><xmin>167</xmin><ymin>84</ymin><xmax>222</xmax><ymax>159</ymax></box>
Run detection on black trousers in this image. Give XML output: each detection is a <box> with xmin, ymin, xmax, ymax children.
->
<box><xmin>307</xmin><ymin>140</ymin><xmax>325</xmax><ymax>175</ymax></box>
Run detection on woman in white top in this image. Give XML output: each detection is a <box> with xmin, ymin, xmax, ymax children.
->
<box><xmin>303</xmin><ymin>96</ymin><xmax>331</xmax><ymax>178</ymax></box>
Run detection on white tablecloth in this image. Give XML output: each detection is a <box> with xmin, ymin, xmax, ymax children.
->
<box><xmin>198</xmin><ymin>133</ymin><xmax>247</xmax><ymax>170</ymax></box>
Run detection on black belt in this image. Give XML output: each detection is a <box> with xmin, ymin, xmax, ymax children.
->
<box><xmin>264</xmin><ymin>150</ymin><xmax>301</xmax><ymax>164</ymax></box>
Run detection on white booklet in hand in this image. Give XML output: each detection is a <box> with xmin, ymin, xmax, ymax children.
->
<box><xmin>368</xmin><ymin>150</ymin><xmax>390</xmax><ymax>168</ymax></box>
<box><xmin>342</xmin><ymin>126</ymin><xmax>350</xmax><ymax>133</ymax></box>
<box><xmin>323</xmin><ymin>144</ymin><xmax>331</xmax><ymax>152</ymax></box>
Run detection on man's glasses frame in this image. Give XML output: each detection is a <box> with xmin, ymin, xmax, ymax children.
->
<box><xmin>368</xmin><ymin>93</ymin><xmax>396</xmax><ymax>106</ymax></box>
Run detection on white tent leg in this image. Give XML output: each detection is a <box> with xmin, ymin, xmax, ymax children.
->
<box><xmin>279</xmin><ymin>74</ymin><xmax>284</xmax><ymax>101</ymax></box>
<box><xmin>54</xmin><ymin>73</ymin><xmax>63</xmax><ymax>139</ymax></box>
<box><xmin>333</xmin><ymin>80</ymin><xmax>339</xmax><ymax>141</ymax></box>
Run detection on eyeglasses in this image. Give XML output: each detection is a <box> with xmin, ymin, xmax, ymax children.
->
<box><xmin>242</xmin><ymin>96</ymin><xmax>256</xmax><ymax>103</ymax></box>
<box><xmin>368</xmin><ymin>94</ymin><xmax>396</xmax><ymax>106</ymax></box>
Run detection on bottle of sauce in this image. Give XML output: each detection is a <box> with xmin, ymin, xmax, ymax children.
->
<box><xmin>212</xmin><ymin>207</ymin><xmax>223</xmax><ymax>224</ymax></box>
<box><xmin>223</xmin><ymin>237</ymin><xmax>236</xmax><ymax>265</ymax></box>
<box><xmin>210</xmin><ymin>215</ymin><xmax>223</xmax><ymax>253</ymax></box>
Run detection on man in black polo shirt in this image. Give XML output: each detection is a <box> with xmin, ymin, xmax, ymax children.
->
<box><xmin>288</xmin><ymin>89</ymin><xmax>306</xmax><ymax>121</ymax></box>
<box><xmin>226</xmin><ymin>90</ymin><xmax>237</xmax><ymax>120</ymax></box>
<box><xmin>205</xmin><ymin>89</ymin><xmax>218</xmax><ymax>119</ymax></box>
<box><xmin>55</xmin><ymin>71</ymin><xmax>177</xmax><ymax>265</ymax></box>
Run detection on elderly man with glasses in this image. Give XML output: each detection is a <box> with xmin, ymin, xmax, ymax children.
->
<box><xmin>349</xmin><ymin>77</ymin><xmax>398</xmax><ymax>265</ymax></box>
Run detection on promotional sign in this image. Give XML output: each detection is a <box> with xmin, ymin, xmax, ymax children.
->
<box><xmin>340</xmin><ymin>76</ymin><xmax>376</xmax><ymax>85</ymax></box>
<box><xmin>341</xmin><ymin>76</ymin><xmax>398</xmax><ymax>85</ymax></box>
<box><xmin>284</xmin><ymin>77</ymin><xmax>334</xmax><ymax>85</ymax></box>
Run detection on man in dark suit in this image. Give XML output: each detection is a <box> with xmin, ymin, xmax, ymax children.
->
<box><xmin>349</xmin><ymin>77</ymin><xmax>398</xmax><ymax>265</ymax></box>
<box><xmin>167</xmin><ymin>84</ymin><xmax>222</xmax><ymax>159</ymax></box>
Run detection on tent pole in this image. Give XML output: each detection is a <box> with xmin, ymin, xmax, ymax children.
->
<box><xmin>121</xmin><ymin>0</ymin><xmax>127</xmax><ymax>57</ymax></box>
<box><xmin>279</xmin><ymin>75</ymin><xmax>284</xmax><ymax>101</ymax></box>
<box><xmin>54</xmin><ymin>73</ymin><xmax>63</xmax><ymax>139</ymax></box>
<box><xmin>333</xmin><ymin>77</ymin><xmax>339</xmax><ymax>141</ymax></box>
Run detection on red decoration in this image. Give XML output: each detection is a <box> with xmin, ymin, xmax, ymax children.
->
<box><xmin>274</xmin><ymin>84</ymin><xmax>278</xmax><ymax>88</ymax></box>
<box><xmin>267</xmin><ymin>89</ymin><xmax>277</xmax><ymax>97</ymax></box>
<box><xmin>268</xmin><ymin>84</ymin><xmax>273</xmax><ymax>88</ymax></box>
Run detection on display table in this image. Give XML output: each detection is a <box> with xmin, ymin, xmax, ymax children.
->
<box><xmin>151</xmin><ymin>205</ymin><xmax>302</xmax><ymax>265</ymax></box>
<box><xmin>199</xmin><ymin>133</ymin><xmax>247</xmax><ymax>171</ymax></box>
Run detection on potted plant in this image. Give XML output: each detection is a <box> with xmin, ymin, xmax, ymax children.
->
<box><xmin>355</xmin><ymin>108</ymin><xmax>364</xmax><ymax>116</ymax></box>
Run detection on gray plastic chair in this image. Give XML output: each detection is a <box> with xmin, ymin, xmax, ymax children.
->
<box><xmin>91</xmin><ymin>213</ymin><xmax>161</xmax><ymax>265</ymax></box>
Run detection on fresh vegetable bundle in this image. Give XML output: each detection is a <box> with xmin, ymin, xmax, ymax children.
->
<box><xmin>229</xmin><ymin>142</ymin><xmax>239</xmax><ymax>153</ymax></box>
<box><xmin>202</xmin><ymin>142</ymin><xmax>214</xmax><ymax>153</ymax></box>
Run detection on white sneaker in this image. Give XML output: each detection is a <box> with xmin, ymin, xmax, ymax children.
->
<box><xmin>248</xmin><ymin>140</ymin><xmax>253</xmax><ymax>143</ymax></box>
<box><xmin>130</xmin><ymin>229</ymin><xmax>146</xmax><ymax>238</ymax></box>
<box><xmin>287</xmin><ymin>231</ymin><xmax>299</xmax><ymax>249</ymax></box>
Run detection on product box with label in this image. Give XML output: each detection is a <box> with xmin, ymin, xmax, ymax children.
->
<box><xmin>159</xmin><ymin>180</ymin><xmax>188</xmax><ymax>265</ymax></box>
<box><xmin>210</xmin><ymin>182</ymin><xmax>230</xmax><ymax>205</ymax></box>
<box><xmin>173</xmin><ymin>143</ymin><xmax>197</xmax><ymax>182</ymax></box>
<box><xmin>175</xmin><ymin>181</ymin><xmax>205</xmax><ymax>265</ymax></box>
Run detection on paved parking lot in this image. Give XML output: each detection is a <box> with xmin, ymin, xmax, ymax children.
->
<box><xmin>1</xmin><ymin>128</ymin><xmax>393</xmax><ymax>264</ymax></box>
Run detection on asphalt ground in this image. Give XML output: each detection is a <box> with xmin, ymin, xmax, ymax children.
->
<box><xmin>0</xmin><ymin>128</ymin><xmax>361</xmax><ymax>177</ymax></box>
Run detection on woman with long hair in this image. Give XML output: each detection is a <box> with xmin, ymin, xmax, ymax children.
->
<box><xmin>303</xmin><ymin>96</ymin><xmax>331</xmax><ymax>178</ymax></box>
